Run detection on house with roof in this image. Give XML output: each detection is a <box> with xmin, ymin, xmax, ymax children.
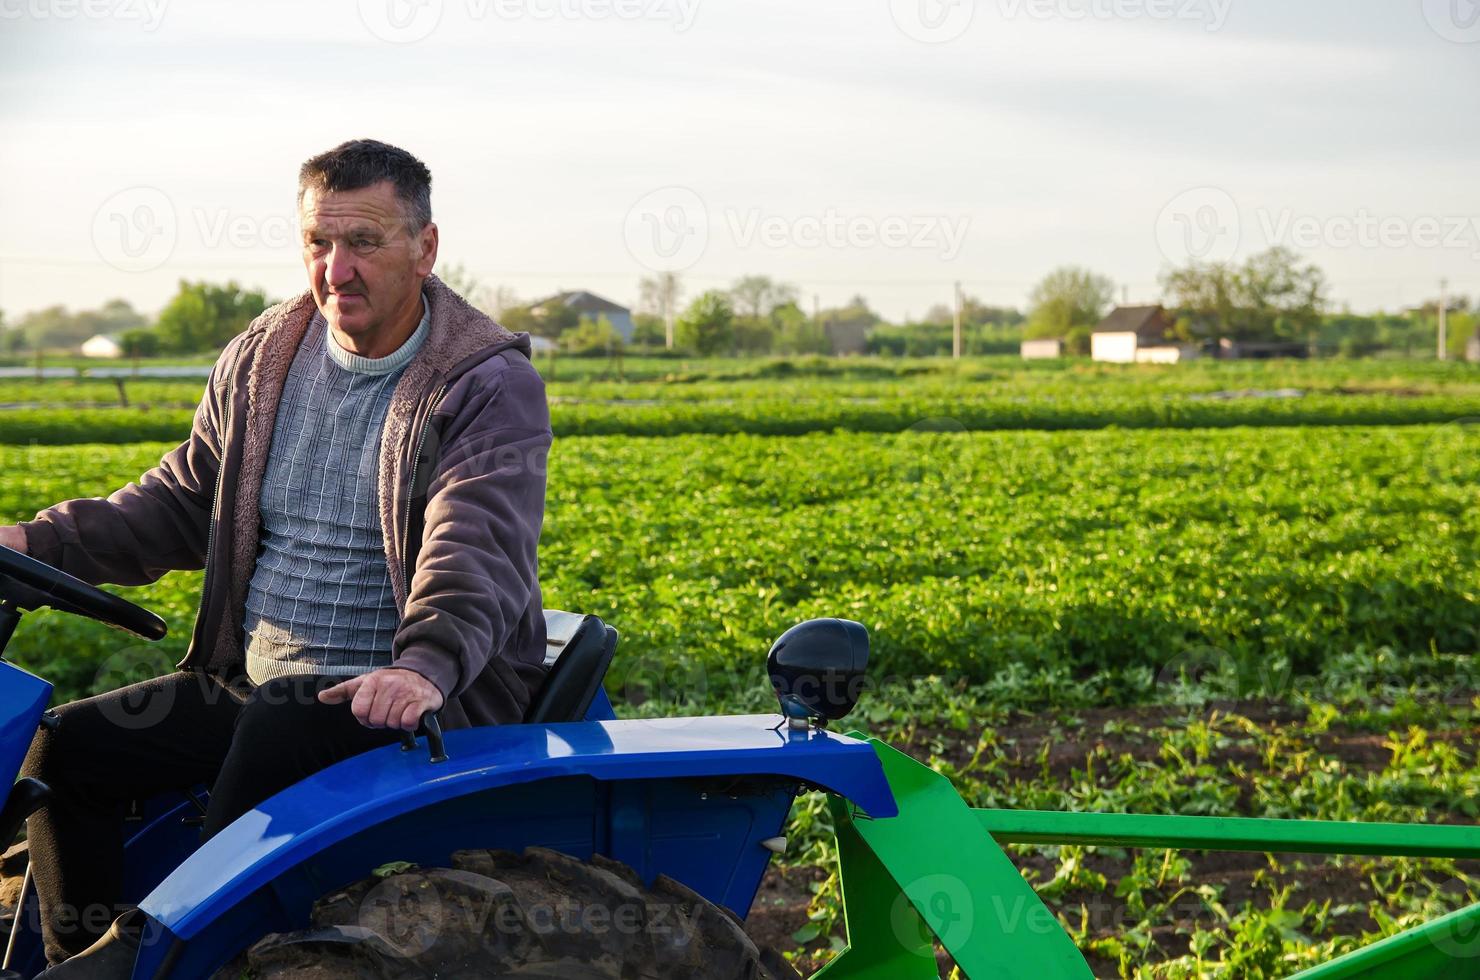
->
<box><xmin>532</xmin><ymin>290</ymin><xmax>634</xmax><ymax>343</ymax></box>
<box><xmin>1090</xmin><ymin>306</ymin><xmax>1199</xmax><ymax>363</ymax></box>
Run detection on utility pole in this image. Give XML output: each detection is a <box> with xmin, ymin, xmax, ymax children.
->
<box><xmin>1437</xmin><ymin>278</ymin><xmax>1449</xmax><ymax>361</ymax></box>
<box><xmin>952</xmin><ymin>281</ymin><xmax>962</xmax><ymax>359</ymax></box>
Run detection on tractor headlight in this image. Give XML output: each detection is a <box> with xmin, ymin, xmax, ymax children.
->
<box><xmin>766</xmin><ymin>618</ymin><xmax>869</xmax><ymax>728</ymax></box>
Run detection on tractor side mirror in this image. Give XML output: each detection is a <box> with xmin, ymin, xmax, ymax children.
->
<box><xmin>767</xmin><ymin>618</ymin><xmax>869</xmax><ymax>729</ymax></box>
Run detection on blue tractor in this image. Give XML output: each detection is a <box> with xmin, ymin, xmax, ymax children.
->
<box><xmin>1</xmin><ymin>544</ymin><xmax>1478</xmax><ymax>979</ymax></box>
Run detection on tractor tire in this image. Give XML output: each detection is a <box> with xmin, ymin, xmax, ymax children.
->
<box><xmin>223</xmin><ymin>847</ymin><xmax>804</xmax><ymax>980</ymax></box>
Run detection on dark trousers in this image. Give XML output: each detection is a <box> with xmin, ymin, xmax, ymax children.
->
<box><xmin>18</xmin><ymin>671</ymin><xmax>402</xmax><ymax>964</ymax></box>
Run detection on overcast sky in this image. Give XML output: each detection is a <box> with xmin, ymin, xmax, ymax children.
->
<box><xmin>1</xmin><ymin>0</ymin><xmax>1476</xmax><ymax>323</ymax></box>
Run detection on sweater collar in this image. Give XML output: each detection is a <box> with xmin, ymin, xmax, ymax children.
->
<box><xmin>325</xmin><ymin>293</ymin><xmax>430</xmax><ymax>375</ymax></box>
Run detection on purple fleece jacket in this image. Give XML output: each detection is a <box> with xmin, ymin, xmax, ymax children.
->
<box><xmin>20</xmin><ymin>275</ymin><xmax>550</xmax><ymax>727</ymax></box>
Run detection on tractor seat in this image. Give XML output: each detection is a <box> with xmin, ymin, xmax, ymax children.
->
<box><xmin>521</xmin><ymin>610</ymin><xmax>618</xmax><ymax>724</ymax></box>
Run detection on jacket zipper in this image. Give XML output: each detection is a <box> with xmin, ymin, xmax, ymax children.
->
<box><xmin>401</xmin><ymin>383</ymin><xmax>448</xmax><ymax>602</ymax></box>
<box><xmin>194</xmin><ymin>341</ymin><xmax>245</xmax><ymax>657</ymax></box>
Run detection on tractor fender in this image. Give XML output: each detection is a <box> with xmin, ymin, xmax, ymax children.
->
<box><xmin>131</xmin><ymin>714</ymin><xmax>896</xmax><ymax>979</ymax></box>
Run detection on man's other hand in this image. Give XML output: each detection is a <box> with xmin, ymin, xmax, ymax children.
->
<box><xmin>0</xmin><ymin>526</ymin><xmax>28</xmax><ymax>554</ymax></box>
<box><xmin>318</xmin><ymin>668</ymin><xmax>445</xmax><ymax>730</ymax></box>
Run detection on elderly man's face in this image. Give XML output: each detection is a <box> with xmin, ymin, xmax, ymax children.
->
<box><xmin>299</xmin><ymin>180</ymin><xmax>437</xmax><ymax>348</ymax></box>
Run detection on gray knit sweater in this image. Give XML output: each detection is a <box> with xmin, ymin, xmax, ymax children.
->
<box><xmin>244</xmin><ymin>299</ymin><xmax>430</xmax><ymax>685</ymax></box>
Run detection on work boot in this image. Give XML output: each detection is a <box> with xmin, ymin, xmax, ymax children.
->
<box><xmin>35</xmin><ymin>908</ymin><xmax>143</xmax><ymax>979</ymax></box>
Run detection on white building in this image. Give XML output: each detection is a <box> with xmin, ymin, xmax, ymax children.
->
<box><xmin>1090</xmin><ymin>306</ymin><xmax>1194</xmax><ymax>363</ymax></box>
<box><xmin>80</xmin><ymin>333</ymin><xmax>124</xmax><ymax>359</ymax></box>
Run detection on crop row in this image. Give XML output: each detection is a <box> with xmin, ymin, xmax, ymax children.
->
<box><xmin>3</xmin><ymin>390</ymin><xmax>1480</xmax><ymax>446</ymax></box>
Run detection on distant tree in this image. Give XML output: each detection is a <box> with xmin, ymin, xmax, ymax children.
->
<box><xmin>728</xmin><ymin>276</ymin><xmax>798</xmax><ymax>320</ymax></box>
<box><xmin>490</xmin><ymin>285</ymin><xmax>520</xmax><ymax>319</ymax></box>
<box><xmin>11</xmin><ymin>299</ymin><xmax>149</xmax><ymax>351</ymax></box>
<box><xmin>630</xmin><ymin>312</ymin><xmax>667</xmax><ymax>347</ymax></box>
<box><xmin>724</xmin><ymin>276</ymin><xmax>799</xmax><ymax>356</ymax></box>
<box><xmin>96</xmin><ymin>298</ymin><xmax>147</xmax><ymax>334</ymax></box>
<box><xmin>561</xmin><ymin>315</ymin><xmax>624</xmax><ymax>355</ymax></box>
<box><xmin>732</xmin><ymin>316</ymin><xmax>776</xmax><ymax>354</ymax></box>
<box><xmin>501</xmin><ymin>297</ymin><xmax>581</xmax><ymax>339</ymax></box>
<box><xmin>119</xmin><ymin>328</ymin><xmax>161</xmax><ymax>359</ymax></box>
<box><xmin>1161</xmin><ymin>247</ymin><xmax>1326</xmax><ymax>342</ymax></box>
<box><xmin>1026</xmin><ymin>266</ymin><xmax>1114</xmax><ymax>353</ymax></box>
<box><xmin>16</xmin><ymin>305</ymin><xmax>85</xmax><ymax>349</ymax></box>
<box><xmin>155</xmin><ymin>281</ymin><xmax>270</xmax><ymax>354</ymax></box>
<box><xmin>773</xmin><ymin>301</ymin><xmax>828</xmax><ymax>355</ymax></box>
<box><xmin>638</xmin><ymin>273</ymin><xmax>684</xmax><ymax>348</ymax></box>
<box><xmin>818</xmin><ymin>295</ymin><xmax>881</xmax><ymax>331</ymax></box>
<box><xmin>437</xmin><ymin>262</ymin><xmax>496</xmax><ymax>315</ymax></box>
<box><xmin>675</xmin><ymin>290</ymin><xmax>735</xmax><ymax>356</ymax></box>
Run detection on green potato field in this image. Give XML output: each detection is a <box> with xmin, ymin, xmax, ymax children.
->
<box><xmin>0</xmin><ymin>357</ymin><xmax>1476</xmax><ymax>978</ymax></box>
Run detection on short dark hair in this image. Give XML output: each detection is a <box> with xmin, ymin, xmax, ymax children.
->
<box><xmin>298</xmin><ymin>139</ymin><xmax>433</xmax><ymax>230</ymax></box>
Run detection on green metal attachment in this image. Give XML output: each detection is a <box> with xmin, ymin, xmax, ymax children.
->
<box><xmin>1287</xmin><ymin>901</ymin><xmax>1480</xmax><ymax>979</ymax></box>
<box><xmin>811</xmin><ymin>734</ymin><xmax>1091</xmax><ymax>979</ymax></box>
<box><xmin>976</xmin><ymin>809</ymin><xmax>1480</xmax><ymax>859</ymax></box>
<box><xmin>811</xmin><ymin>733</ymin><xmax>1480</xmax><ymax>980</ymax></box>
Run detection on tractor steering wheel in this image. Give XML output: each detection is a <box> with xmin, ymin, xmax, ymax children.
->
<box><xmin>0</xmin><ymin>544</ymin><xmax>167</xmax><ymax>641</ymax></box>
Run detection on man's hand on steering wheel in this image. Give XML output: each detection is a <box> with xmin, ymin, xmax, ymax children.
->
<box><xmin>318</xmin><ymin>667</ymin><xmax>445</xmax><ymax>731</ymax></box>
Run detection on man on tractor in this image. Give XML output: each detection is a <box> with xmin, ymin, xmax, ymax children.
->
<box><xmin>0</xmin><ymin>139</ymin><xmax>551</xmax><ymax>977</ymax></box>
